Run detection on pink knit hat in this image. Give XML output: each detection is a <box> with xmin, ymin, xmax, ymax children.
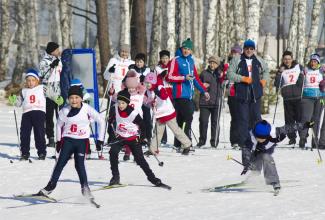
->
<box><xmin>144</xmin><ymin>72</ymin><xmax>157</xmax><ymax>85</ymax></box>
<box><xmin>125</xmin><ymin>70</ymin><xmax>139</xmax><ymax>89</ymax></box>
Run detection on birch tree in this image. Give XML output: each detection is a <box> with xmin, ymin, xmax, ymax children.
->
<box><xmin>219</xmin><ymin>0</ymin><xmax>228</xmax><ymax>59</ymax></box>
<box><xmin>233</xmin><ymin>0</ymin><xmax>245</xmax><ymax>43</ymax></box>
<box><xmin>305</xmin><ymin>0</ymin><xmax>322</xmax><ymax>62</ymax></box>
<box><xmin>50</xmin><ymin>1</ymin><xmax>62</xmax><ymax>46</ymax></box>
<box><xmin>59</xmin><ymin>0</ymin><xmax>73</xmax><ymax>48</ymax></box>
<box><xmin>26</xmin><ymin>0</ymin><xmax>39</xmax><ymax>67</ymax></box>
<box><xmin>130</xmin><ymin>0</ymin><xmax>147</xmax><ymax>59</ymax></box>
<box><xmin>83</xmin><ymin>0</ymin><xmax>90</xmax><ymax>48</ymax></box>
<box><xmin>287</xmin><ymin>0</ymin><xmax>299</xmax><ymax>56</ymax></box>
<box><xmin>193</xmin><ymin>0</ymin><xmax>204</xmax><ymax>58</ymax></box>
<box><xmin>166</xmin><ymin>0</ymin><xmax>176</xmax><ymax>56</ymax></box>
<box><xmin>205</xmin><ymin>0</ymin><xmax>218</xmax><ymax>60</ymax></box>
<box><xmin>246</xmin><ymin>0</ymin><xmax>260</xmax><ymax>45</ymax></box>
<box><xmin>227</xmin><ymin>0</ymin><xmax>235</xmax><ymax>53</ymax></box>
<box><xmin>0</xmin><ymin>0</ymin><xmax>10</xmax><ymax>81</ymax></box>
<box><xmin>12</xmin><ymin>0</ymin><xmax>28</xmax><ymax>84</ymax></box>
<box><xmin>184</xmin><ymin>0</ymin><xmax>191</xmax><ymax>40</ymax></box>
<box><xmin>149</xmin><ymin>0</ymin><xmax>161</xmax><ymax>67</ymax></box>
<box><xmin>177</xmin><ymin>0</ymin><xmax>186</xmax><ymax>46</ymax></box>
<box><xmin>95</xmin><ymin>0</ymin><xmax>111</xmax><ymax>86</ymax></box>
<box><xmin>296</xmin><ymin>0</ymin><xmax>307</xmax><ymax>64</ymax></box>
<box><xmin>120</xmin><ymin>0</ymin><xmax>130</xmax><ymax>46</ymax></box>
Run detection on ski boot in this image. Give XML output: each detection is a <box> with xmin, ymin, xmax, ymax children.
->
<box><xmin>148</xmin><ymin>177</ymin><xmax>162</xmax><ymax>186</ymax></box>
<box><xmin>82</xmin><ymin>185</ymin><xmax>94</xmax><ymax>199</ymax></box>
<box><xmin>299</xmin><ymin>138</ymin><xmax>306</xmax><ymax>149</ymax></box>
<box><xmin>288</xmin><ymin>139</ymin><xmax>296</xmax><ymax>145</ymax></box>
<box><xmin>47</xmin><ymin>137</ymin><xmax>55</xmax><ymax>148</ymax></box>
<box><xmin>123</xmin><ymin>154</ymin><xmax>130</xmax><ymax>161</ymax></box>
<box><xmin>109</xmin><ymin>175</ymin><xmax>120</xmax><ymax>186</ymax></box>
<box><xmin>181</xmin><ymin>147</ymin><xmax>191</xmax><ymax>155</ymax></box>
<box><xmin>39</xmin><ymin>181</ymin><xmax>56</xmax><ymax>196</ymax></box>
<box><xmin>196</xmin><ymin>141</ymin><xmax>205</xmax><ymax>148</ymax></box>
<box><xmin>20</xmin><ymin>154</ymin><xmax>30</xmax><ymax>161</ymax></box>
<box><xmin>38</xmin><ymin>153</ymin><xmax>46</xmax><ymax>160</ymax></box>
<box><xmin>210</xmin><ymin>140</ymin><xmax>216</xmax><ymax>148</ymax></box>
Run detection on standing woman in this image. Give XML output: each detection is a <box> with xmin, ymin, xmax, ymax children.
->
<box><xmin>38</xmin><ymin>86</ymin><xmax>105</xmax><ymax>198</ymax></box>
<box><xmin>299</xmin><ymin>54</ymin><xmax>324</xmax><ymax>149</ymax></box>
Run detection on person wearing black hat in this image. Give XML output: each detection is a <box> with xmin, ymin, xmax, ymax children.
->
<box><xmin>39</xmin><ymin>41</ymin><xmax>64</xmax><ymax>149</ymax></box>
<box><xmin>38</xmin><ymin>85</ymin><xmax>105</xmax><ymax>200</ymax></box>
<box><xmin>274</xmin><ymin>51</ymin><xmax>304</xmax><ymax>145</ymax></box>
<box><xmin>227</xmin><ymin>39</ymin><xmax>269</xmax><ymax>167</ymax></box>
<box><xmin>241</xmin><ymin>119</ymin><xmax>313</xmax><ymax>195</ymax></box>
<box><xmin>106</xmin><ymin>89</ymin><xmax>166</xmax><ymax>187</ymax></box>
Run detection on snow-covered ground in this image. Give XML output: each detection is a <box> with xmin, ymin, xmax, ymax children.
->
<box><xmin>0</xmin><ymin>99</ymin><xmax>325</xmax><ymax>220</ymax></box>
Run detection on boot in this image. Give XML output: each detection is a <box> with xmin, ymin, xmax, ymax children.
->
<box><xmin>143</xmin><ymin>150</ymin><xmax>153</xmax><ymax>156</ymax></box>
<box><xmin>39</xmin><ymin>181</ymin><xmax>56</xmax><ymax>196</ymax></box>
<box><xmin>288</xmin><ymin>139</ymin><xmax>296</xmax><ymax>145</ymax></box>
<box><xmin>210</xmin><ymin>140</ymin><xmax>216</xmax><ymax>148</ymax></box>
<box><xmin>47</xmin><ymin>137</ymin><xmax>55</xmax><ymax>148</ymax></box>
<box><xmin>20</xmin><ymin>154</ymin><xmax>30</xmax><ymax>161</ymax></box>
<box><xmin>299</xmin><ymin>138</ymin><xmax>306</xmax><ymax>149</ymax></box>
<box><xmin>38</xmin><ymin>153</ymin><xmax>46</xmax><ymax>160</ymax></box>
<box><xmin>148</xmin><ymin>177</ymin><xmax>162</xmax><ymax>186</ymax></box>
<box><xmin>81</xmin><ymin>185</ymin><xmax>94</xmax><ymax>199</ymax></box>
<box><xmin>196</xmin><ymin>140</ymin><xmax>205</xmax><ymax>148</ymax></box>
<box><xmin>181</xmin><ymin>147</ymin><xmax>191</xmax><ymax>155</ymax></box>
<box><xmin>109</xmin><ymin>175</ymin><xmax>120</xmax><ymax>186</ymax></box>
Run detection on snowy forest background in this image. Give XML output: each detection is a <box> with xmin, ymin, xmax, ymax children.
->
<box><xmin>0</xmin><ymin>0</ymin><xmax>325</xmax><ymax>112</ymax></box>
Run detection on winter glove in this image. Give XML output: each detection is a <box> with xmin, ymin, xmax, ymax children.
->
<box><xmin>241</xmin><ymin>166</ymin><xmax>249</xmax><ymax>175</ymax></box>
<box><xmin>139</xmin><ymin>74</ymin><xmax>145</xmax><ymax>83</ymax></box>
<box><xmin>160</xmin><ymin>70</ymin><xmax>168</xmax><ymax>78</ymax></box>
<box><xmin>304</xmin><ymin>121</ymin><xmax>315</xmax><ymax>129</ymax></box>
<box><xmin>56</xmin><ymin>141</ymin><xmax>62</xmax><ymax>153</ymax></box>
<box><xmin>108</xmin><ymin>64</ymin><xmax>116</xmax><ymax>73</ymax></box>
<box><xmin>8</xmin><ymin>94</ymin><xmax>17</xmax><ymax>105</ymax></box>
<box><xmin>108</xmin><ymin>87</ymin><xmax>115</xmax><ymax>96</ymax></box>
<box><xmin>55</xmin><ymin>96</ymin><xmax>64</xmax><ymax>106</ymax></box>
<box><xmin>186</xmin><ymin>75</ymin><xmax>194</xmax><ymax>81</ymax></box>
<box><xmin>241</xmin><ymin>76</ymin><xmax>253</xmax><ymax>84</ymax></box>
<box><xmin>260</xmin><ymin>79</ymin><xmax>267</xmax><ymax>88</ymax></box>
<box><xmin>50</xmin><ymin>58</ymin><xmax>60</xmax><ymax>68</ymax></box>
<box><xmin>96</xmin><ymin>140</ymin><xmax>104</xmax><ymax>151</ymax></box>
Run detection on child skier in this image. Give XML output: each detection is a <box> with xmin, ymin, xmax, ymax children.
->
<box><xmin>241</xmin><ymin>119</ymin><xmax>312</xmax><ymax>194</ymax></box>
<box><xmin>8</xmin><ymin>69</ymin><xmax>47</xmax><ymax>160</ymax></box>
<box><xmin>38</xmin><ymin>86</ymin><xmax>105</xmax><ymax>199</ymax></box>
<box><xmin>143</xmin><ymin>72</ymin><xmax>192</xmax><ymax>155</ymax></box>
<box><xmin>107</xmin><ymin>89</ymin><xmax>166</xmax><ymax>187</ymax></box>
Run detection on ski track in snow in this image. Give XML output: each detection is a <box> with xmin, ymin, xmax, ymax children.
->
<box><xmin>1</xmin><ymin>101</ymin><xmax>325</xmax><ymax>220</ymax></box>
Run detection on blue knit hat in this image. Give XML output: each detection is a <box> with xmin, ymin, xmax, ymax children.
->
<box><xmin>253</xmin><ymin>120</ymin><xmax>271</xmax><ymax>139</ymax></box>
<box><xmin>310</xmin><ymin>53</ymin><xmax>320</xmax><ymax>63</ymax></box>
<box><xmin>25</xmin><ymin>68</ymin><xmax>39</xmax><ymax>80</ymax></box>
<box><xmin>243</xmin><ymin>39</ymin><xmax>256</xmax><ymax>49</ymax></box>
<box><xmin>70</xmin><ymin>78</ymin><xmax>83</xmax><ymax>87</ymax></box>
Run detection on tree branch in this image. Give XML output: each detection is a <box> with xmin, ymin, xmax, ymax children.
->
<box><xmin>68</xmin><ymin>3</ymin><xmax>96</xmax><ymax>15</ymax></box>
<box><xmin>72</xmin><ymin>11</ymin><xmax>98</xmax><ymax>25</ymax></box>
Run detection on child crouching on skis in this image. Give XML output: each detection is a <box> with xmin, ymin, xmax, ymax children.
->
<box><xmin>107</xmin><ymin>89</ymin><xmax>165</xmax><ymax>187</ymax></box>
<box><xmin>38</xmin><ymin>86</ymin><xmax>105</xmax><ymax>198</ymax></box>
<box><xmin>241</xmin><ymin>120</ymin><xmax>313</xmax><ymax>194</ymax></box>
<box><xmin>143</xmin><ymin>72</ymin><xmax>192</xmax><ymax>155</ymax></box>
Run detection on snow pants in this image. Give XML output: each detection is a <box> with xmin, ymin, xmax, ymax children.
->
<box><xmin>20</xmin><ymin>110</ymin><xmax>46</xmax><ymax>157</ymax></box>
<box><xmin>173</xmin><ymin>98</ymin><xmax>194</xmax><ymax>148</ymax></box>
<box><xmin>49</xmin><ymin>137</ymin><xmax>90</xmax><ymax>188</ymax></box>
<box><xmin>45</xmin><ymin>98</ymin><xmax>58</xmax><ymax>139</ymax></box>
<box><xmin>283</xmin><ymin>99</ymin><xmax>301</xmax><ymax>140</ymax></box>
<box><xmin>150</xmin><ymin>117</ymin><xmax>192</xmax><ymax>153</ymax></box>
<box><xmin>109</xmin><ymin>138</ymin><xmax>157</xmax><ymax>181</ymax></box>
<box><xmin>199</xmin><ymin>106</ymin><xmax>220</xmax><ymax>146</ymax></box>
<box><xmin>228</xmin><ymin>96</ymin><xmax>239</xmax><ymax>145</ymax></box>
<box><xmin>299</xmin><ymin>98</ymin><xmax>322</xmax><ymax>143</ymax></box>
<box><xmin>250</xmin><ymin>153</ymin><xmax>280</xmax><ymax>186</ymax></box>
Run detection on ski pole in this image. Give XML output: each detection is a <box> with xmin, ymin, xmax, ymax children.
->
<box><xmin>310</xmin><ymin>129</ymin><xmax>323</xmax><ymax>164</ymax></box>
<box><xmin>272</xmin><ymin>74</ymin><xmax>283</xmax><ymax>124</ymax></box>
<box><xmin>153</xmin><ymin>154</ymin><xmax>164</xmax><ymax>167</ymax></box>
<box><xmin>190</xmin><ymin>128</ymin><xmax>199</xmax><ymax>145</ymax></box>
<box><xmin>13</xmin><ymin>109</ymin><xmax>20</xmax><ymax>148</ymax></box>
<box><xmin>226</xmin><ymin>154</ymin><xmax>243</xmax><ymax>166</ymax></box>
<box><xmin>90</xmin><ymin>125</ymin><xmax>105</xmax><ymax>160</ymax></box>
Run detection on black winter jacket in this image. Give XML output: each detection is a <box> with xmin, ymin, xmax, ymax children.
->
<box><xmin>199</xmin><ymin>67</ymin><xmax>222</xmax><ymax>107</ymax></box>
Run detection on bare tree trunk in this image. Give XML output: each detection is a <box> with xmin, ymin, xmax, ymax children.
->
<box><xmin>12</xmin><ymin>0</ymin><xmax>27</xmax><ymax>84</ymax></box>
<box><xmin>196</xmin><ymin>0</ymin><xmax>204</xmax><ymax>58</ymax></box>
<box><xmin>233</xmin><ymin>0</ymin><xmax>245</xmax><ymax>44</ymax></box>
<box><xmin>149</xmin><ymin>0</ymin><xmax>161</xmax><ymax>68</ymax></box>
<box><xmin>205</xmin><ymin>0</ymin><xmax>218</xmax><ymax>60</ymax></box>
<box><xmin>49</xmin><ymin>1</ymin><xmax>62</xmax><ymax>46</ymax></box>
<box><xmin>219</xmin><ymin>0</ymin><xmax>228</xmax><ymax>59</ymax></box>
<box><xmin>296</xmin><ymin>0</ymin><xmax>307</xmax><ymax>64</ymax></box>
<box><xmin>0</xmin><ymin>0</ymin><xmax>10</xmax><ymax>81</ymax></box>
<box><xmin>246</xmin><ymin>0</ymin><xmax>260</xmax><ymax>44</ymax></box>
<box><xmin>287</xmin><ymin>0</ymin><xmax>299</xmax><ymax>55</ymax></box>
<box><xmin>26</xmin><ymin>0</ymin><xmax>39</xmax><ymax>67</ymax></box>
<box><xmin>166</xmin><ymin>0</ymin><xmax>176</xmax><ymax>55</ymax></box>
<box><xmin>59</xmin><ymin>0</ymin><xmax>73</xmax><ymax>48</ymax></box>
<box><xmin>120</xmin><ymin>0</ymin><xmax>130</xmax><ymax>46</ymax></box>
<box><xmin>184</xmin><ymin>0</ymin><xmax>191</xmax><ymax>39</ymax></box>
<box><xmin>83</xmin><ymin>0</ymin><xmax>90</xmax><ymax>48</ymax></box>
<box><xmin>130</xmin><ymin>0</ymin><xmax>147</xmax><ymax>59</ymax></box>
<box><xmin>177</xmin><ymin>0</ymin><xmax>186</xmax><ymax>45</ymax></box>
<box><xmin>227</xmin><ymin>0</ymin><xmax>235</xmax><ymax>55</ymax></box>
<box><xmin>95</xmin><ymin>0</ymin><xmax>111</xmax><ymax>88</ymax></box>
<box><xmin>305</xmin><ymin>0</ymin><xmax>321</xmax><ymax>62</ymax></box>
<box><xmin>160</xmin><ymin>1</ymin><xmax>167</xmax><ymax>50</ymax></box>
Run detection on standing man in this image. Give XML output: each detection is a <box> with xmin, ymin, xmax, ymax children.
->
<box><xmin>167</xmin><ymin>38</ymin><xmax>210</xmax><ymax>153</ymax></box>
<box><xmin>227</xmin><ymin>39</ymin><xmax>269</xmax><ymax>166</ymax></box>
<box><xmin>39</xmin><ymin>42</ymin><xmax>64</xmax><ymax>148</ymax></box>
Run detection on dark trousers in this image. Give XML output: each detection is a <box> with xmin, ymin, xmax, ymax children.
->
<box><xmin>109</xmin><ymin>138</ymin><xmax>156</xmax><ymax>181</ymax></box>
<box><xmin>228</xmin><ymin>96</ymin><xmax>239</xmax><ymax>145</ymax></box>
<box><xmin>283</xmin><ymin>99</ymin><xmax>301</xmax><ymax>140</ymax></box>
<box><xmin>199</xmin><ymin>107</ymin><xmax>219</xmax><ymax>145</ymax></box>
<box><xmin>174</xmin><ymin>98</ymin><xmax>194</xmax><ymax>148</ymax></box>
<box><xmin>107</xmin><ymin>101</ymin><xmax>116</xmax><ymax>143</ymax></box>
<box><xmin>50</xmin><ymin>137</ymin><xmax>89</xmax><ymax>188</ymax></box>
<box><xmin>20</xmin><ymin>110</ymin><xmax>46</xmax><ymax>157</ymax></box>
<box><xmin>142</xmin><ymin>105</ymin><xmax>152</xmax><ymax>143</ymax></box>
<box><xmin>46</xmin><ymin>98</ymin><xmax>58</xmax><ymax>139</ymax></box>
<box><xmin>237</xmin><ymin>98</ymin><xmax>262</xmax><ymax>166</ymax></box>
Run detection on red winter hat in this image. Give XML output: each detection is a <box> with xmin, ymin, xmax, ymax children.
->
<box><xmin>144</xmin><ymin>72</ymin><xmax>157</xmax><ymax>85</ymax></box>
